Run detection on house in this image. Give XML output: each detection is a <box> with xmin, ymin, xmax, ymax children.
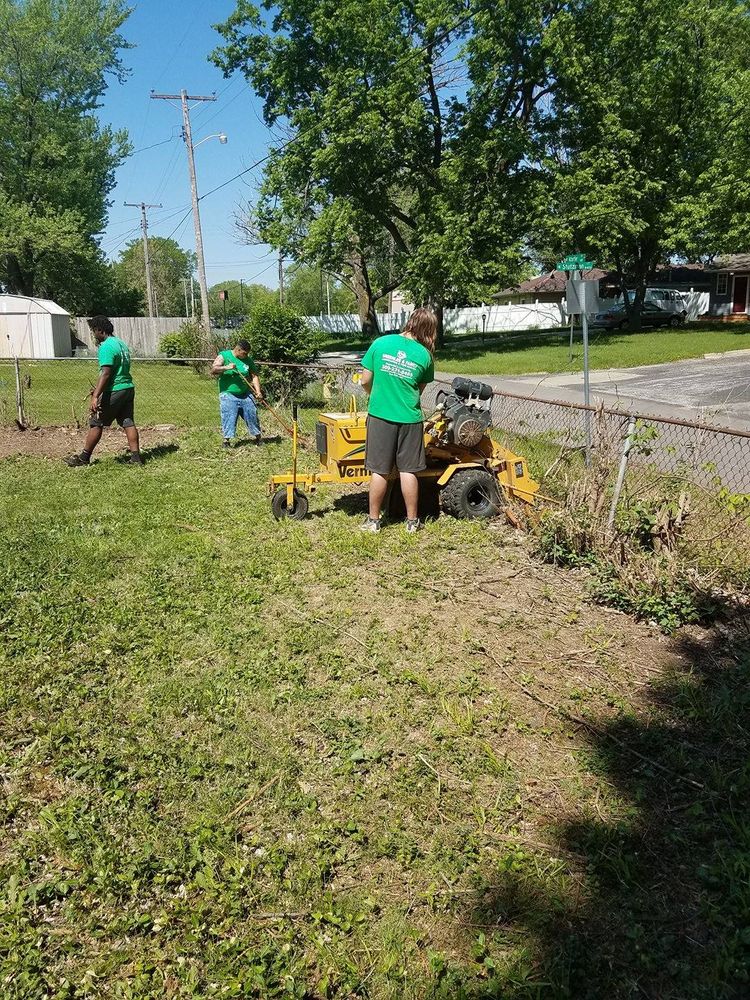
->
<box><xmin>705</xmin><ymin>255</ymin><xmax>750</xmax><ymax>318</ymax></box>
<box><xmin>493</xmin><ymin>269</ymin><xmax>610</xmax><ymax>306</ymax></box>
<box><xmin>0</xmin><ymin>295</ymin><xmax>72</xmax><ymax>358</ymax></box>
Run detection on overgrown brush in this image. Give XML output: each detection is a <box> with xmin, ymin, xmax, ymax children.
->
<box><xmin>535</xmin><ymin>413</ymin><xmax>750</xmax><ymax>632</ymax></box>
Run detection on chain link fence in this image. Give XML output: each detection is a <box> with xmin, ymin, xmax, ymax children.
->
<box><xmin>3</xmin><ymin>357</ymin><xmax>749</xmax><ymax>499</ymax></box>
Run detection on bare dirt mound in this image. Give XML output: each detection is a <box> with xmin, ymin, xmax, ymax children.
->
<box><xmin>0</xmin><ymin>424</ymin><xmax>179</xmax><ymax>460</ymax></box>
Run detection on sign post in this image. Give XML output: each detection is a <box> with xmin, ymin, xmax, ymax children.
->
<box><xmin>559</xmin><ymin>255</ymin><xmax>595</xmax><ymax>465</ymax></box>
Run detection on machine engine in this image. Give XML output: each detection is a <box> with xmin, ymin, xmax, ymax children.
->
<box><xmin>432</xmin><ymin>377</ymin><xmax>494</xmax><ymax>448</ymax></box>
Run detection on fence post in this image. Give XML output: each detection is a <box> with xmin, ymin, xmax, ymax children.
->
<box><xmin>607</xmin><ymin>414</ymin><xmax>637</xmax><ymax>534</ymax></box>
<box><xmin>13</xmin><ymin>356</ymin><xmax>26</xmax><ymax>430</ymax></box>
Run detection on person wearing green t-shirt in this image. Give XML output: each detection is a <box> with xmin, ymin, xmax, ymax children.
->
<box><xmin>210</xmin><ymin>339</ymin><xmax>264</xmax><ymax>448</ymax></box>
<box><xmin>65</xmin><ymin>316</ymin><xmax>142</xmax><ymax>467</ymax></box>
<box><xmin>359</xmin><ymin>308</ymin><xmax>437</xmax><ymax>533</ymax></box>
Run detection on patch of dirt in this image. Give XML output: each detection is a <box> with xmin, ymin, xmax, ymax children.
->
<box><xmin>0</xmin><ymin>424</ymin><xmax>180</xmax><ymax>460</ymax></box>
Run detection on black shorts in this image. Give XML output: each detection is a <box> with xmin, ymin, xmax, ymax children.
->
<box><xmin>90</xmin><ymin>388</ymin><xmax>136</xmax><ymax>429</ymax></box>
<box><xmin>365</xmin><ymin>414</ymin><xmax>426</xmax><ymax>475</ymax></box>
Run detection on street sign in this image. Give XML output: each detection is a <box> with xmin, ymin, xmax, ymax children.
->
<box><xmin>218</xmin><ymin>289</ymin><xmax>229</xmax><ymax>301</ymax></box>
<box><xmin>566</xmin><ymin>278</ymin><xmax>598</xmax><ymax>315</ymax></box>
<box><xmin>557</xmin><ymin>254</ymin><xmax>594</xmax><ymax>271</ymax></box>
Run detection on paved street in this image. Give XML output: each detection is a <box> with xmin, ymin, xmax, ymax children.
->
<box><xmin>439</xmin><ymin>352</ymin><xmax>750</xmax><ymax>430</ymax></box>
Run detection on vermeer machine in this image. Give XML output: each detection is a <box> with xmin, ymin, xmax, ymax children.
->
<box><xmin>268</xmin><ymin>377</ymin><xmax>539</xmax><ymax>521</ymax></box>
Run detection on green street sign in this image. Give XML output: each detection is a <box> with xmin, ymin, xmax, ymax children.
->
<box><xmin>557</xmin><ymin>254</ymin><xmax>594</xmax><ymax>271</ymax></box>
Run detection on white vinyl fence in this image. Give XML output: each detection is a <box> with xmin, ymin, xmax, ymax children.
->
<box><xmin>309</xmin><ymin>302</ymin><xmax>567</xmax><ymax>337</ymax></box>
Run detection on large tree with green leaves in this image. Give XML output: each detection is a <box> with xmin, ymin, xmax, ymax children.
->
<box><xmin>537</xmin><ymin>0</ymin><xmax>750</xmax><ymax>326</ymax></box>
<box><xmin>214</xmin><ymin>0</ymin><xmax>551</xmax><ymax>341</ymax></box>
<box><xmin>0</xmin><ymin>0</ymin><xmax>131</xmax><ymax>310</ymax></box>
<box><xmin>208</xmin><ymin>279</ymin><xmax>276</xmax><ymax>322</ymax></box>
<box><xmin>113</xmin><ymin>238</ymin><xmax>196</xmax><ymax>317</ymax></box>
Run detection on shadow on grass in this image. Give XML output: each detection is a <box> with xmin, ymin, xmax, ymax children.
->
<box><xmin>458</xmin><ymin>609</ymin><xmax>750</xmax><ymax>999</ymax></box>
<box><xmin>114</xmin><ymin>442</ymin><xmax>180</xmax><ymax>464</ymax></box>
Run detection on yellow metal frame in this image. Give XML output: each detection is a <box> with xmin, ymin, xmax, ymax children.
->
<box><xmin>269</xmin><ymin>398</ymin><xmax>540</xmax><ymax>508</ymax></box>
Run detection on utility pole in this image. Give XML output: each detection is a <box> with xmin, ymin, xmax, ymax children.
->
<box><xmin>150</xmin><ymin>90</ymin><xmax>216</xmax><ymax>335</ymax></box>
<box><xmin>181</xmin><ymin>277</ymin><xmax>190</xmax><ymax>318</ymax></box>
<box><xmin>124</xmin><ymin>201</ymin><xmax>162</xmax><ymax>318</ymax></box>
<box><xmin>278</xmin><ymin>253</ymin><xmax>285</xmax><ymax>306</ymax></box>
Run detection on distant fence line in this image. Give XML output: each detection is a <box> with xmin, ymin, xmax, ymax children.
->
<box><xmin>70</xmin><ymin>291</ymin><xmax>712</xmax><ymax>359</ymax></box>
<box><xmin>72</xmin><ymin>317</ymin><xmax>186</xmax><ymax>357</ymax></box>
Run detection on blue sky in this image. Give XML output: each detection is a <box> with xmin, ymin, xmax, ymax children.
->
<box><xmin>98</xmin><ymin>1</ymin><xmax>280</xmax><ymax>289</ymax></box>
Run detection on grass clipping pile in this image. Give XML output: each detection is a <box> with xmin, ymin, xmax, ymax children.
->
<box><xmin>534</xmin><ymin>411</ymin><xmax>750</xmax><ymax>633</ymax></box>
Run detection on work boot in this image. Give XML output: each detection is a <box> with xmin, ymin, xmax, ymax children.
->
<box><xmin>405</xmin><ymin>518</ymin><xmax>423</xmax><ymax>534</ymax></box>
<box><xmin>129</xmin><ymin>452</ymin><xmax>145</xmax><ymax>466</ymax></box>
<box><xmin>359</xmin><ymin>517</ymin><xmax>382</xmax><ymax>533</ymax></box>
<box><xmin>64</xmin><ymin>453</ymin><xmax>90</xmax><ymax>467</ymax></box>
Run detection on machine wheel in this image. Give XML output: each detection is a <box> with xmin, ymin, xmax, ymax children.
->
<box><xmin>271</xmin><ymin>488</ymin><xmax>309</xmax><ymax>521</ymax></box>
<box><xmin>669</xmin><ymin>315</ymin><xmax>682</xmax><ymax>327</ymax></box>
<box><xmin>440</xmin><ymin>468</ymin><xmax>503</xmax><ymax>520</ymax></box>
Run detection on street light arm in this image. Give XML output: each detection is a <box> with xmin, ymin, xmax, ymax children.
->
<box><xmin>193</xmin><ymin>133</ymin><xmax>228</xmax><ymax>150</ymax></box>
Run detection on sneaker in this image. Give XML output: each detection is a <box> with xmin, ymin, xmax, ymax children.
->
<box><xmin>359</xmin><ymin>517</ymin><xmax>382</xmax><ymax>533</ymax></box>
<box><xmin>223</xmin><ymin>439</ymin><xmax>232</xmax><ymax>449</ymax></box>
<box><xmin>253</xmin><ymin>435</ymin><xmax>262</xmax><ymax>445</ymax></box>
<box><xmin>64</xmin><ymin>453</ymin><xmax>90</xmax><ymax>467</ymax></box>
<box><xmin>405</xmin><ymin>518</ymin><xmax>423</xmax><ymax>534</ymax></box>
<box><xmin>129</xmin><ymin>452</ymin><xmax>145</xmax><ymax>466</ymax></box>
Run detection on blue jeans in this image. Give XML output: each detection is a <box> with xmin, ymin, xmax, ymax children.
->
<box><xmin>219</xmin><ymin>392</ymin><xmax>261</xmax><ymax>440</ymax></box>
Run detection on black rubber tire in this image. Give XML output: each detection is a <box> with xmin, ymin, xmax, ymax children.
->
<box><xmin>271</xmin><ymin>488</ymin><xmax>309</xmax><ymax>521</ymax></box>
<box><xmin>440</xmin><ymin>468</ymin><xmax>503</xmax><ymax>520</ymax></box>
<box><xmin>669</xmin><ymin>315</ymin><xmax>682</xmax><ymax>327</ymax></box>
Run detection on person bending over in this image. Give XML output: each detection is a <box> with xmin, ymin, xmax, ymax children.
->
<box><xmin>359</xmin><ymin>308</ymin><xmax>437</xmax><ymax>533</ymax></box>
<box><xmin>65</xmin><ymin>316</ymin><xmax>142</xmax><ymax>467</ymax></box>
<box><xmin>211</xmin><ymin>339</ymin><xmax>263</xmax><ymax>448</ymax></box>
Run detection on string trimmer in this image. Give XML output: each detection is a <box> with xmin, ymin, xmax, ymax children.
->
<box><xmin>232</xmin><ymin>365</ymin><xmax>307</xmax><ymax>441</ymax></box>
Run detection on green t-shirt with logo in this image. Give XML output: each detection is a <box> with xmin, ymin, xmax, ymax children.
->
<box><xmin>218</xmin><ymin>349</ymin><xmax>258</xmax><ymax>396</ymax></box>
<box><xmin>361</xmin><ymin>333</ymin><xmax>434</xmax><ymax>424</ymax></box>
<box><xmin>98</xmin><ymin>335</ymin><xmax>134</xmax><ymax>391</ymax></box>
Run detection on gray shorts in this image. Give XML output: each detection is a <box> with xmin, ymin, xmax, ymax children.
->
<box><xmin>365</xmin><ymin>414</ymin><xmax>426</xmax><ymax>475</ymax></box>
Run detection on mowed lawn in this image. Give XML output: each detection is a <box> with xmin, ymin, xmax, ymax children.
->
<box><xmin>1</xmin><ymin>433</ymin><xmax>748</xmax><ymax>998</ymax></box>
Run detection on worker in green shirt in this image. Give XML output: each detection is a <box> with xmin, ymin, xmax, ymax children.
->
<box><xmin>359</xmin><ymin>308</ymin><xmax>436</xmax><ymax>533</ymax></box>
<box><xmin>210</xmin><ymin>339</ymin><xmax>264</xmax><ymax>448</ymax></box>
<box><xmin>65</xmin><ymin>316</ymin><xmax>142</xmax><ymax>467</ymax></box>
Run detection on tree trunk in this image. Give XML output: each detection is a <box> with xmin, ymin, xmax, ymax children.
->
<box><xmin>6</xmin><ymin>253</ymin><xmax>34</xmax><ymax>296</ymax></box>
<box><xmin>430</xmin><ymin>298</ymin><xmax>445</xmax><ymax>348</ymax></box>
<box><xmin>350</xmin><ymin>251</ymin><xmax>380</xmax><ymax>340</ymax></box>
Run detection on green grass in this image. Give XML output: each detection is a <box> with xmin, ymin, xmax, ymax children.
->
<box><xmin>0</xmin><ymin>360</ymin><xmax>221</xmax><ymax>428</ymax></box>
<box><xmin>437</xmin><ymin>322</ymin><xmax>750</xmax><ymax>376</ymax></box>
<box><xmin>1</xmin><ymin>434</ymin><xmax>748</xmax><ymax>998</ymax></box>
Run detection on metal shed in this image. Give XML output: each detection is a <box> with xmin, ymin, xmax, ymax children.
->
<box><xmin>0</xmin><ymin>295</ymin><xmax>72</xmax><ymax>359</ymax></box>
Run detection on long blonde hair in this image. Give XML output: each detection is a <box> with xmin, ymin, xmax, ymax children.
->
<box><xmin>403</xmin><ymin>308</ymin><xmax>437</xmax><ymax>356</ymax></box>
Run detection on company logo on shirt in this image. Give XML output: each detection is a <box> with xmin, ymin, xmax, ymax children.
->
<box><xmin>380</xmin><ymin>350</ymin><xmax>419</xmax><ymax>380</ymax></box>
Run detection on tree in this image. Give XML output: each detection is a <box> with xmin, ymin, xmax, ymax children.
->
<box><xmin>207</xmin><ymin>279</ymin><xmax>275</xmax><ymax>323</ymax></box>
<box><xmin>538</xmin><ymin>0</ymin><xmax>750</xmax><ymax>327</ymax></box>
<box><xmin>0</xmin><ymin>0</ymin><xmax>131</xmax><ymax>309</ymax></box>
<box><xmin>113</xmin><ymin>238</ymin><xmax>196</xmax><ymax>317</ymax></box>
<box><xmin>213</xmin><ymin>0</ymin><xmax>546</xmax><ymax>342</ymax></box>
<box><xmin>240</xmin><ymin>302</ymin><xmax>322</xmax><ymax>402</ymax></box>
<box><xmin>284</xmin><ymin>262</ymin><xmax>363</xmax><ymax>316</ymax></box>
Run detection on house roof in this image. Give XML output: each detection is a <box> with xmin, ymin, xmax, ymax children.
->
<box><xmin>494</xmin><ymin>268</ymin><xmax>608</xmax><ymax>298</ymax></box>
<box><xmin>708</xmin><ymin>254</ymin><xmax>750</xmax><ymax>272</ymax></box>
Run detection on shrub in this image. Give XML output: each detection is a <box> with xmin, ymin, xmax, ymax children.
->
<box><xmin>159</xmin><ymin>321</ymin><xmax>204</xmax><ymax>361</ymax></box>
<box><xmin>239</xmin><ymin>303</ymin><xmax>322</xmax><ymax>402</ymax></box>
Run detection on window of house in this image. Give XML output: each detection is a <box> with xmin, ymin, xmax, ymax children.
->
<box><xmin>717</xmin><ymin>273</ymin><xmax>729</xmax><ymax>296</ymax></box>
